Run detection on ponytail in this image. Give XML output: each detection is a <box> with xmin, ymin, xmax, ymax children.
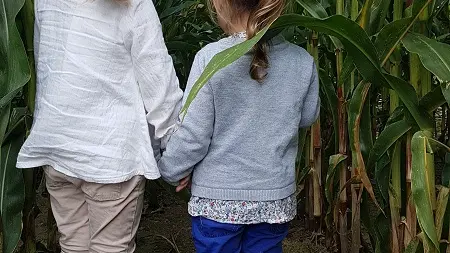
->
<box><xmin>246</xmin><ymin>0</ymin><xmax>284</xmax><ymax>82</ymax></box>
<box><xmin>207</xmin><ymin>0</ymin><xmax>285</xmax><ymax>82</ymax></box>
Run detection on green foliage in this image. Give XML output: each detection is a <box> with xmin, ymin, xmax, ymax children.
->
<box><xmin>403</xmin><ymin>33</ymin><xmax>450</xmax><ymax>83</ymax></box>
<box><xmin>0</xmin><ymin>0</ymin><xmax>30</xmax><ymax>252</ymax></box>
<box><xmin>1</xmin><ymin>0</ymin><xmax>450</xmax><ymax>252</ymax></box>
<box><xmin>0</xmin><ymin>0</ymin><xmax>30</xmax><ymax>107</ymax></box>
<box><xmin>179</xmin><ymin>0</ymin><xmax>450</xmax><ymax>251</ymax></box>
<box><xmin>411</xmin><ymin>131</ymin><xmax>440</xmax><ymax>251</ymax></box>
<box><xmin>325</xmin><ymin>154</ymin><xmax>347</xmax><ymax>227</ymax></box>
<box><xmin>154</xmin><ymin>0</ymin><xmax>221</xmax><ymax>88</ymax></box>
<box><xmin>0</xmin><ymin>134</ymin><xmax>25</xmax><ymax>253</ymax></box>
<box><xmin>180</xmin><ymin>25</ymin><xmax>270</xmax><ymax>116</ymax></box>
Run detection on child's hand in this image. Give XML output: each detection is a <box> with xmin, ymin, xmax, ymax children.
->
<box><xmin>176</xmin><ymin>175</ymin><xmax>191</xmax><ymax>192</ymax></box>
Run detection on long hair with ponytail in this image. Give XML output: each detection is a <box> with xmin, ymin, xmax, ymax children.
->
<box><xmin>208</xmin><ymin>0</ymin><xmax>285</xmax><ymax>82</ymax></box>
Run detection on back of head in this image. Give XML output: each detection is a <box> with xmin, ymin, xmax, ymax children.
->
<box><xmin>208</xmin><ymin>0</ymin><xmax>285</xmax><ymax>82</ymax></box>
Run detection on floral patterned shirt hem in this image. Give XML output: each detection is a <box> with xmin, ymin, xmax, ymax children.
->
<box><xmin>188</xmin><ymin>195</ymin><xmax>297</xmax><ymax>225</ymax></box>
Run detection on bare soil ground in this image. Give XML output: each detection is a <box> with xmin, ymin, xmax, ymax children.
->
<box><xmin>32</xmin><ymin>183</ymin><xmax>330</xmax><ymax>253</ymax></box>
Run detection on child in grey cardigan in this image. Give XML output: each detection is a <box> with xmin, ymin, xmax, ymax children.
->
<box><xmin>159</xmin><ymin>0</ymin><xmax>320</xmax><ymax>252</ymax></box>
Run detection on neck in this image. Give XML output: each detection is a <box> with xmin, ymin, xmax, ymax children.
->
<box><xmin>227</xmin><ymin>14</ymin><xmax>249</xmax><ymax>34</ymax></box>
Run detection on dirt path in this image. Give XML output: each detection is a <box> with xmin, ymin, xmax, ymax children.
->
<box><xmin>34</xmin><ymin>186</ymin><xmax>329</xmax><ymax>253</ymax></box>
<box><xmin>135</xmin><ymin>193</ymin><xmax>328</xmax><ymax>253</ymax></box>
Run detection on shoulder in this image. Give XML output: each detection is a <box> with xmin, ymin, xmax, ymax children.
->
<box><xmin>194</xmin><ymin>38</ymin><xmax>231</xmax><ymax>65</ymax></box>
<box><xmin>283</xmin><ymin>41</ymin><xmax>314</xmax><ymax>65</ymax></box>
<box><xmin>129</xmin><ymin>0</ymin><xmax>155</xmax><ymax>10</ymax></box>
<box><xmin>194</xmin><ymin>36</ymin><xmax>246</xmax><ymax>66</ymax></box>
<box><xmin>276</xmin><ymin>41</ymin><xmax>316</xmax><ymax>77</ymax></box>
<box><xmin>127</xmin><ymin>0</ymin><xmax>158</xmax><ymax>22</ymax></box>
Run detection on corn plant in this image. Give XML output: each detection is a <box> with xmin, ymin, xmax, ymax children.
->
<box><xmin>181</xmin><ymin>0</ymin><xmax>450</xmax><ymax>252</ymax></box>
<box><xmin>153</xmin><ymin>0</ymin><xmax>222</xmax><ymax>88</ymax></box>
<box><xmin>0</xmin><ymin>0</ymin><xmax>35</xmax><ymax>252</ymax></box>
<box><xmin>2</xmin><ymin>0</ymin><xmax>450</xmax><ymax>252</ymax></box>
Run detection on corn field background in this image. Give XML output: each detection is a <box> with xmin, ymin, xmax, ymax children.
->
<box><xmin>1</xmin><ymin>0</ymin><xmax>450</xmax><ymax>252</ymax></box>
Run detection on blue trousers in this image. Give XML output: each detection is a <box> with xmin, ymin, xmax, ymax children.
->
<box><xmin>191</xmin><ymin>216</ymin><xmax>289</xmax><ymax>253</ymax></box>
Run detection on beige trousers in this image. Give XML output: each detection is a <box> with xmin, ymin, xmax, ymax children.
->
<box><xmin>44</xmin><ymin>167</ymin><xmax>145</xmax><ymax>253</ymax></box>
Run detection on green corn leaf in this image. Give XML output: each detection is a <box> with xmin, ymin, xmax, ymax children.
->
<box><xmin>166</xmin><ymin>41</ymin><xmax>198</xmax><ymax>52</ymax></box>
<box><xmin>325</xmin><ymin>154</ymin><xmax>347</xmax><ymax>228</ymax></box>
<box><xmin>0</xmin><ymin>135</ymin><xmax>25</xmax><ymax>253</ymax></box>
<box><xmin>337</xmin><ymin>57</ymin><xmax>355</xmax><ymax>99</ymax></box>
<box><xmin>374</xmin><ymin>213</ymin><xmax>391</xmax><ymax>253</ymax></box>
<box><xmin>348</xmin><ymin>81</ymin><xmax>382</xmax><ymax>210</ymax></box>
<box><xmin>0</xmin><ymin>0</ymin><xmax>30</xmax><ymax>109</ymax></box>
<box><xmin>356</xmin><ymin>0</ymin><xmax>374</xmax><ymax>30</ymax></box>
<box><xmin>443</xmin><ymin>153</ymin><xmax>450</xmax><ymax>188</ymax></box>
<box><xmin>403</xmin><ymin>33</ymin><xmax>450</xmax><ymax>84</ymax></box>
<box><xmin>427</xmin><ymin>137</ymin><xmax>450</xmax><ymax>152</ymax></box>
<box><xmin>0</xmin><ymin>104</ymin><xmax>10</xmax><ymax>145</ymax></box>
<box><xmin>1</xmin><ymin>0</ymin><xmax>34</xmax><ymax>250</ymax></box>
<box><xmin>384</xmin><ymin>74</ymin><xmax>432</xmax><ymax>129</ymax></box>
<box><xmin>319</xmin><ymin>69</ymin><xmax>339</xmax><ymax>151</ymax></box>
<box><xmin>294</xmin><ymin>0</ymin><xmax>343</xmax><ymax>49</ymax></box>
<box><xmin>442</xmin><ymin>83</ymin><xmax>450</xmax><ymax>107</ymax></box>
<box><xmin>375</xmin><ymin>17</ymin><xmax>413</xmax><ymax>62</ymax></box>
<box><xmin>326</xmin><ymin>154</ymin><xmax>347</xmax><ymax>205</ymax></box>
<box><xmin>296</xmin><ymin>0</ymin><xmax>329</xmax><ymax>18</ymax></box>
<box><xmin>0</xmin><ymin>0</ymin><xmax>29</xmax><ymax>251</ymax></box>
<box><xmin>435</xmin><ymin>186</ymin><xmax>449</xmax><ymax>240</ymax></box>
<box><xmin>348</xmin><ymin>82</ymin><xmax>370</xmax><ymax>163</ymax></box>
<box><xmin>405</xmin><ymin>237</ymin><xmax>421</xmax><ymax>253</ymax></box>
<box><xmin>297</xmin><ymin>166</ymin><xmax>312</xmax><ymax>185</ymax></box>
<box><xmin>368</xmin><ymin>119</ymin><xmax>411</xmax><ymax>170</ymax></box>
<box><xmin>422</xmin><ymin>84</ymin><xmax>446</xmax><ymax>112</ymax></box>
<box><xmin>368</xmin><ymin>0</ymin><xmax>391</xmax><ymax>35</ymax></box>
<box><xmin>411</xmin><ymin>131</ymin><xmax>440</xmax><ymax>251</ymax></box>
<box><xmin>360</xmin><ymin>191</ymin><xmax>377</xmax><ymax>248</ymax></box>
<box><xmin>272</xmin><ymin>15</ymin><xmax>432</xmax><ymax>130</ymax></box>
<box><xmin>159</xmin><ymin>1</ymin><xmax>197</xmax><ymax>19</ymax></box>
<box><xmin>375</xmin><ymin>154</ymin><xmax>390</xmax><ymax>205</ymax></box>
<box><xmin>417</xmin><ymin>232</ymin><xmax>434</xmax><ymax>253</ymax></box>
<box><xmin>296</xmin><ymin>128</ymin><xmax>308</xmax><ymax>168</ymax></box>
<box><xmin>180</xmin><ymin>25</ymin><xmax>270</xmax><ymax>115</ymax></box>
<box><xmin>183</xmin><ymin>14</ymin><xmax>433</xmax><ymax>130</ymax></box>
<box><xmin>360</xmin><ymin>90</ymin><xmax>373</xmax><ymax>162</ymax></box>
<box><xmin>430</xmin><ymin>0</ymin><xmax>449</xmax><ymax>18</ymax></box>
<box><xmin>374</xmin><ymin>0</ymin><xmax>432</xmax><ymax>65</ymax></box>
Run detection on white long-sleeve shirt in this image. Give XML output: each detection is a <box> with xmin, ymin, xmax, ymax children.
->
<box><xmin>17</xmin><ymin>0</ymin><xmax>183</xmax><ymax>183</ymax></box>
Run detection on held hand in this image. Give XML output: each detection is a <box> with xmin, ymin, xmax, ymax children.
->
<box><xmin>176</xmin><ymin>175</ymin><xmax>191</xmax><ymax>192</ymax></box>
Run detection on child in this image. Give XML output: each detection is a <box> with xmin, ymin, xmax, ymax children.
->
<box><xmin>159</xmin><ymin>0</ymin><xmax>320</xmax><ymax>252</ymax></box>
<box><xmin>17</xmin><ymin>0</ymin><xmax>183</xmax><ymax>252</ymax></box>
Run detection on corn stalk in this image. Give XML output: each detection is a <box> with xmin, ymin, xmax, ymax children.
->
<box><xmin>2</xmin><ymin>0</ymin><xmax>450</xmax><ymax>253</ymax></box>
<box><xmin>388</xmin><ymin>0</ymin><xmax>404</xmax><ymax>251</ymax></box>
<box><xmin>308</xmin><ymin>30</ymin><xmax>322</xmax><ymax>233</ymax></box>
<box><xmin>335</xmin><ymin>0</ymin><xmax>349</xmax><ymax>251</ymax></box>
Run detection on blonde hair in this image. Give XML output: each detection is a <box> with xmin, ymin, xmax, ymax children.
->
<box><xmin>208</xmin><ymin>0</ymin><xmax>285</xmax><ymax>82</ymax></box>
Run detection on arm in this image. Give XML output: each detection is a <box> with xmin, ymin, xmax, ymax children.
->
<box><xmin>299</xmin><ymin>62</ymin><xmax>320</xmax><ymax>128</ymax></box>
<box><xmin>130</xmin><ymin>1</ymin><xmax>183</xmax><ymax>149</ymax></box>
<box><xmin>158</xmin><ymin>53</ymin><xmax>214</xmax><ymax>184</ymax></box>
<box><xmin>34</xmin><ymin>1</ymin><xmax>40</xmax><ymax>59</ymax></box>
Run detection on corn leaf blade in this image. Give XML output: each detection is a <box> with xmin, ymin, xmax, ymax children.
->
<box><xmin>0</xmin><ymin>135</ymin><xmax>25</xmax><ymax>253</ymax></box>
<box><xmin>403</xmin><ymin>33</ymin><xmax>450</xmax><ymax>84</ymax></box>
<box><xmin>368</xmin><ymin>119</ymin><xmax>411</xmax><ymax>169</ymax></box>
<box><xmin>0</xmin><ymin>0</ymin><xmax>30</xmax><ymax>109</ymax></box>
<box><xmin>411</xmin><ymin>131</ymin><xmax>440</xmax><ymax>251</ymax></box>
<box><xmin>181</xmin><ymin>26</ymin><xmax>270</xmax><ymax>115</ymax></box>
